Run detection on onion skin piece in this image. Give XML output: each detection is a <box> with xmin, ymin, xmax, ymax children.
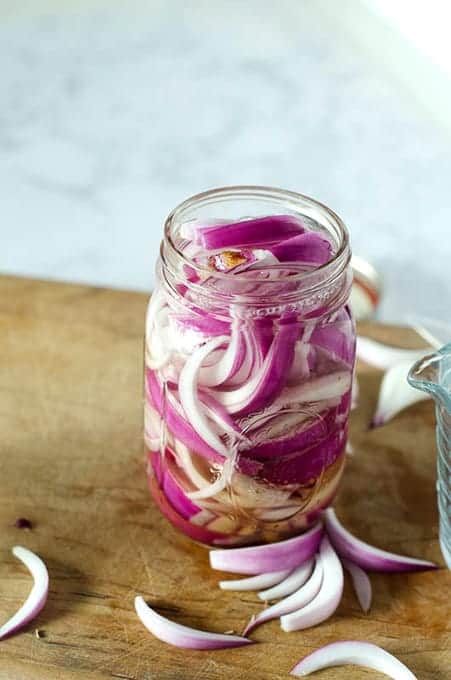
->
<box><xmin>258</xmin><ymin>558</ymin><xmax>314</xmax><ymax>601</ymax></box>
<box><xmin>219</xmin><ymin>570</ymin><xmax>291</xmax><ymax>592</ymax></box>
<box><xmin>290</xmin><ymin>640</ymin><xmax>418</xmax><ymax>680</ymax></box>
<box><xmin>209</xmin><ymin>522</ymin><xmax>323</xmax><ymax>575</ymax></box>
<box><xmin>0</xmin><ymin>546</ymin><xmax>49</xmax><ymax>640</ymax></box>
<box><xmin>134</xmin><ymin>596</ymin><xmax>253</xmax><ymax>650</ymax></box>
<box><xmin>341</xmin><ymin>558</ymin><xmax>372</xmax><ymax>613</ymax></box>
<box><xmin>244</xmin><ymin>558</ymin><xmax>323</xmax><ymax>635</ymax></box>
<box><xmin>280</xmin><ymin>536</ymin><xmax>343</xmax><ymax>632</ymax></box>
<box><xmin>324</xmin><ymin>508</ymin><xmax>438</xmax><ymax>572</ymax></box>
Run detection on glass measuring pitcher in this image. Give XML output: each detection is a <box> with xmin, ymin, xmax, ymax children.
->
<box><xmin>408</xmin><ymin>342</ymin><xmax>451</xmax><ymax>568</ymax></box>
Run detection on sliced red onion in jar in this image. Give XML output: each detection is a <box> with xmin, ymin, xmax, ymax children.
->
<box><xmin>274</xmin><ymin>371</ymin><xmax>352</xmax><ymax>409</ymax></box>
<box><xmin>310</xmin><ymin>325</ymin><xmax>355</xmax><ymax>365</ymax></box>
<box><xmin>258</xmin><ymin>557</ymin><xmax>315</xmax><ymax>601</ymax></box>
<box><xmin>219</xmin><ymin>569</ymin><xmax>291</xmax><ymax>592</ymax></box>
<box><xmin>148</xmin><ymin>475</ymin><xmax>228</xmax><ymax>544</ymax></box>
<box><xmin>155</xmin><ymin>452</ymin><xmax>201</xmax><ymax>520</ymax></box>
<box><xmin>145</xmin><ymin>206</ymin><xmax>356</xmax><ymax>547</ymax></box>
<box><xmin>269</xmin><ymin>232</ymin><xmax>332</xmax><ymax>266</ymax></box>
<box><xmin>173</xmin><ymin>313</ymin><xmax>231</xmax><ymax>337</ymax></box>
<box><xmin>324</xmin><ymin>508</ymin><xmax>438</xmax><ymax>572</ymax></box>
<box><xmin>244</xmin><ymin>557</ymin><xmax>323</xmax><ymax>635</ymax></box>
<box><xmin>280</xmin><ymin>536</ymin><xmax>343</xmax><ymax>632</ymax></box>
<box><xmin>0</xmin><ymin>546</ymin><xmax>49</xmax><ymax>640</ymax></box>
<box><xmin>209</xmin><ymin>522</ymin><xmax>323</xmax><ymax>575</ymax></box>
<box><xmin>179</xmin><ymin>336</ymin><xmax>230</xmax><ymax>457</ymax></box>
<box><xmin>290</xmin><ymin>640</ymin><xmax>418</xmax><ymax>680</ymax></box>
<box><xmin>194</xmin><ymin>215</ymin><xmax>305</xmax><ymax>250</ymax></box>
<box><xmin>341</xmin><ymin>558</ymin><xmax>372</xmax><ymax>613</ymax></box>
<box><xmin>198</xmin><ymin>390</ymin><xmax>245</xmax><ymax>439</ymax></box>
<box><xmin>247</xmin><ymin>427</ymin><xmax>346</xmax><ymax>486</ymax></box>
<box><xmin>134</xmin><ymin>596</ymin><xmax>253</xmax><ymax>650</ymax></box>
<box><xmin>198</xmin><ymin>320</ymin><xmax>246</xmax><ymax>387</ymax></box>
<box><xmin>146</xmin><ymin>369</ymin><xmax>225</xmax><ymax>464</ymax></box>
<box><xmin>242</xmin><ymin>408</ymin><xmax>337</xmax><ymax>460</ymax></box>
<box><xmin>212</xmin><ymin>317</ymin><xmax>300</xmax><ymax>416</ymax></box>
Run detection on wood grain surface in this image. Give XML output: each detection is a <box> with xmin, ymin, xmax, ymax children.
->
<box><xmin>0</xmin><ymin>275</ymin><xmax>449</xmax><ymax>680</ymax></box>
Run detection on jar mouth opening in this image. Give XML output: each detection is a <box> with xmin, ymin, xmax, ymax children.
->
<box><xmin>163</xmin><ymin>185</ymin><xmax>350</xmax><ymax>287</ymax></box>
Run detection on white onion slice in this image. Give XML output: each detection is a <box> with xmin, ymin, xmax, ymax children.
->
<box><xmin>258</xmin><ymin>558</ymin><xmax>314</xmax><ymax>601</ymax></box>
<box><xmin>324</xmin><ymin>508</ymin><xmax>438</xmax><ymax>572</ymax></box>
<box><xmin>134</xmin><ymin>596</ymin><xmax>253</xmax><ymax>649</ymax></box>
<box><xmin>341</xmin><ymin>558</ymin><xmax>372</xmax><ymax>613</ymax></box>
<box><xmin>244</xmin><ymin>558</ymin><xmax>323</xmax><ymax>635</ymax></box>
<box><xmin>219</xmin><ymin>569</ymin><xmax>291</xmax><ymax>592</ymax></box>
<box><xmin>179</xmin><ymin>336</ymin><xmax>229</xmax><ymax>456</ymax></box>
<box><xmin>371</xmin><ymin>358</ymin><xmax>429</xmax><ymax>427</ymax></box>
<box><xmin>199</xmin><ymin>319</ymin><xmax>242</xmax><ymax>387</ymax></box>
<box><xmin>356</xmin><ymin>336</ymin><xmax>426</xmax><ymax>370</ymax></box>
<box><xmin>280</xmin><ymin>536</ymin><xmax>343</xmax><ymax>632</ymax></box>
<box><xmin>290</xmin><ymin>640</ymin><xmax>417</xmax><ymax>679</ymax></box>
<box><xmin>0</xmin><ymin>546</ymin><xmax>49</xmax><ymax>640</ymax></box>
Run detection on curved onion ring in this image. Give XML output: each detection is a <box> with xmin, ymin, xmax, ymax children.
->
<box><xmin>244</xmin><ymin>557</ymin><xmax>323</xmax><ymax>635</ymax></box>
<box><xmin>134</xmin><ymin>596</ymin><xmax>253</xmax><ymax>649</ymax></box>
<box><xmin>324</xmin><ymin>508</ymin><xmax>438</xmax><ymax>572</ymax></box>
<box><xmin>258</xmin><ymin>557</ymin><xmax>315</xmax><ymax>601</ymax></box>
<box><xmin>290</xmin><ymin>640</ymin><xmax>417</xmax><ymax>679</ymax></box>
<box><xmin>179</xmin><ymin>336</ymin><xmax>230</xmax><ymax>457</ymax></box>
<box><xmin>280</xmin><ymin>536</ymin><xmax>343</xmax><ymax>632</ymax></box>
<box><xmin>209</xmin><ymin>522</ymin><xmax>323</xmax><ymax>575</ymax></box>
<box><xmin>0</xmin><ymin>546</ymin><xmax>49</xmax><ymax>640</ymax></box>
<box><xmin>219</xmin><ymin>570</ymin><xmax>291</xmax><ymax>592</ymax></box>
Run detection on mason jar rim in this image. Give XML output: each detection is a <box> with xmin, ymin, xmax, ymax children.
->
<box><xmin>161</xmin><ymin>185</ymin><xmax>351</xmax><ymax>306</ymax></box>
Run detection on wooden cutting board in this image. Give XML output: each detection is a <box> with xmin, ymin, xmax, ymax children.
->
<box><xmin>0</xmin><ymin>275</ymin><xmax>449</xmax><ymax>680</ymax></box>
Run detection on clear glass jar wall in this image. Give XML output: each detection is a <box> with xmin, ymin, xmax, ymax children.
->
<box><xmin>144</xmin><ymin>187</ymin><xmax>356</xmax><ymax>547</ymax></box>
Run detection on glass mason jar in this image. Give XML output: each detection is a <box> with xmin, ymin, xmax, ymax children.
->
<box><xmin>144</xmin><ymin>186</ymin><xmax>356</xmax><ymax>547</ymax></box>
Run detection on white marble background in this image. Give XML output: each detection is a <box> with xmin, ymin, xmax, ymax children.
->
<box><xmin>1</xmin><ymin>0</ymin><xmax>450</xmax><ymax>322</ymax></box>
